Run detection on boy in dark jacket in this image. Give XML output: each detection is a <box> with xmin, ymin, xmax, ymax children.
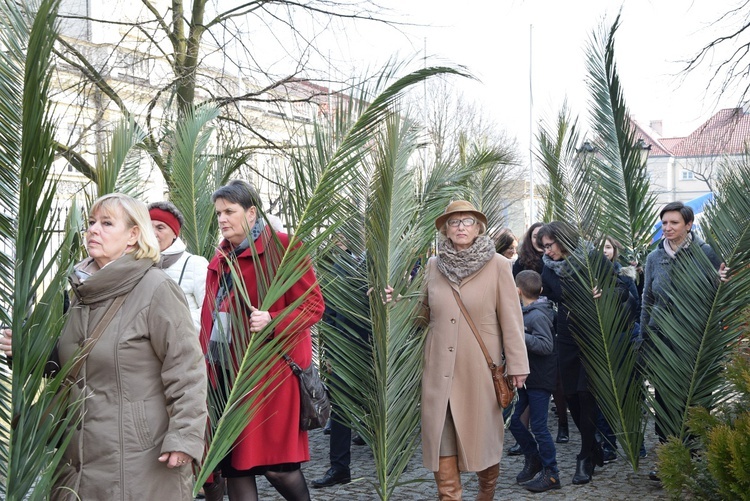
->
<box><xmin>509</xmin><ymin>270</ymin><xmax>561</xmax><ymax>492</ymax></box>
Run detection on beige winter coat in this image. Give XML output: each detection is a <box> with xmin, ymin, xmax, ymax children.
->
<box><xmin>421</xmin><ymin>254</ymin><xmax>529</xmax><ymax>472</ymax></box>
<box><xmin>52</xmin><ymin>254</ymin><xmax>207</xmax><ymax>501</ymax></box>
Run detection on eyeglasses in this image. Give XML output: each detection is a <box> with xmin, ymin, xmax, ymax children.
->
<box><xmin>542</xmin><ymin>242</ymin><xmax>557</xmax><ymax>250</ymax></box>
<box><xmin>447</xmin><ymin>217</ymin><xmax>477</xmax><ymax>227</ymax></box>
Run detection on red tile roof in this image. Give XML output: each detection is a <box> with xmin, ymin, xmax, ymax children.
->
<box><xmin>671</xmin><ymin>107</ymin><xmax>750</xmax><ymax>157</ymax></box>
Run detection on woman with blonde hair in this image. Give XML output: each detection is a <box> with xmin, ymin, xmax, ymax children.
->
<box><xmin>1</xmin><ymin>193</ymin><xmax>209</xmax><ymax>500</ymax></box>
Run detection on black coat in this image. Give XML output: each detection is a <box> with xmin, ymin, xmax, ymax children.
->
<box><xmin>541</xmin><ymin>250</ymin><xmax>631</xmax><ymax>395</ymax></box>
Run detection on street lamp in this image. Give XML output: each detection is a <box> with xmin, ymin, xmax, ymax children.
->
<box><xmin>576</xmin><ymin>141</ymin><xmax>596</xmax><ymax>155</ymax></box>
<box><xmin>635</xmin><ymin>138</ymin><xmax>652</xmax><ymax>167</ymax></box>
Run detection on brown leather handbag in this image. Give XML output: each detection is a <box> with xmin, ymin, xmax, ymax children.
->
<box><xmin>451</xmin><ymin>288</ymin><xmax>516</xmax><ymax>408</ymax></box>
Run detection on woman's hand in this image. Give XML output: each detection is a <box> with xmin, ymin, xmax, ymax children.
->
<box><xmin>248</xmin><ymin>309</ymin><xmax>272</xmax><ymax>332</ymax></box>
<box><xmin>719</xmin><ymin>263</ymin><xmax>730</xmax><ymax>283</ymax></box>
<box><xmin>158</xmin><ymin>451</ymin><xmax>192</xmax><ymax>468</ymax></box>
<box><xmin>512</xmin><ymin>374</ymin><xmax>528</xmax><ymax>389</ymax></box>
<box><xmin>367</xmin><ymin>286</ymin><xmax>396</xmax><ymax>304</ymax></box>
<box><xmin>0</xmin><ymin>329</ymin><xmax>12</xmax><ymax>358</ymax></box>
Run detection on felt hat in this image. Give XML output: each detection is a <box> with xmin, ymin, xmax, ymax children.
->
<box><xmin>434</xmin><ymin>200</ymin><xmax>488</xmax><ymax>230</ymax></box>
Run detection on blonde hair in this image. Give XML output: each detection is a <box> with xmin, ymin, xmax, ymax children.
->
<box><xmin>90</xmin><ymin>193</ymin><xmax>161</xmax><ymax>263</ymax></box>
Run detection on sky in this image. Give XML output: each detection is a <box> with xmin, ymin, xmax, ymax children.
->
<box><xmin>316</xmin><ymin>0</ymin><xmax>746</xmax><ymax>165</ymax></box>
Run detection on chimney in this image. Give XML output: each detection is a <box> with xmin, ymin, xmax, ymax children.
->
<box><xmin>650</xmin><ymin>120</ymin><xmax>663</xmax><ymax>136</ymax></box>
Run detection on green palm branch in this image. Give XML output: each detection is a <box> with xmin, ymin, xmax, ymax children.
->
<box><xmin>457</xmin><ymin>136</ymin><xmax>519</xmax><ymax>232</ymax></box>
<box><xmin>167</xmin><ymin>104</ymin><xmax>224</xmax><ymax>258</ymax></box>
<box><xmin>584</xmin><ymin>13</ymin><xmax>658</xmax><ymax>265</ymax></box>
<box><xmin>539</xmin><ymin>15</ymin><xmax>658</xmax><ymax>469</ymax></box>
<box><xmin>195</xmin><ymin>65</ymin><xmax>468</xmax><ymax>494</ymax></box>
<box><xmin>648</xmin><ymin>156</ymin><xmax>750</xmax><ymax>446</ymax></box>
<box><xmin>93</xmin><ymin>117</ymin><xmax>147</xmax><ymax>198</ymax></box>
<box><xmin>535</xmin><ymin>100</ymin><xmax>581</xmax><ymax>223</ymax></box>
<box><xmin>0</xmin><ymin>0</ymin><xmax>91</xmax><ymax>498</ymax></box>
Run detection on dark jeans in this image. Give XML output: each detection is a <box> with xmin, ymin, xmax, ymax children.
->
<box><xmin>509</xmin><ymin>388</ymin><xmax>558</xmax><ymax>470</ymax></box>
<box><xmin>329</xmin><ymin>405</ymin><xmax>351</xmax><ymax>472</ymax></box>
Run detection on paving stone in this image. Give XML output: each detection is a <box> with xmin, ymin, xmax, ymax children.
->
<box><xmin>200</xmin><ymin>411</ymin><xmax>669</xmax><ymax>500</ymax></box>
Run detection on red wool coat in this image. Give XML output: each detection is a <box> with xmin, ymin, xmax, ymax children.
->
<box><xmin>199</xmin><ymin>228</ymin><xmax>325</xmax><ymax>470</ymax></box>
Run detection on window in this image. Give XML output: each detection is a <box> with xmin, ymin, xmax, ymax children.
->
<box><xmin>681</xmin><ymin>169</ymin><xmax>694</xmax><ymax>180</ymax></box>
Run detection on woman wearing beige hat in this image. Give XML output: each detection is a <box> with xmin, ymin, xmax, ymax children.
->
<box><xmin>419</xmin><ymin>200</ymin><xmax>529</xmax><ymax>500</ymax></box>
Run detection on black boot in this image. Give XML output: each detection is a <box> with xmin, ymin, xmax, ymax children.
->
<box><xmin>516</xmin><ymin>454</ymin><xmax>543</xmax><ymax>484</ymax></box>
<box><xmin>571</xmin><ymin>456</ymin><xmax>594</xmax><ymax>485</ymax></box>
<box><xmin>594</xmin><ymin>441</ymin><xmax>605</xmax><ymax>467</ymax></box>
<box><xmin>556</xmin><ymin>422</ymin><xmax>569</xmax><ymax>443</ymax></box>
<box><xmin>523</xmin><ymin>466</ymin><xmax>562</xmax><ymax>492</ymax></box>
<box><xmin>507</xmin><ymin>441</ymin><xmax>523</xmax><ymax>456</ymax></box>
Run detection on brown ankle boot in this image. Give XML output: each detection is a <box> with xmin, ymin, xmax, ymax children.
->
<box><xmin>475</xmin><ymin>463</ymin><xmax>499</xmax><ymax>500</ymax></box>
<box><xmin>434</xmin><ymin>455</ymin><xmax>462</xmax><ymax>500</ymax></box>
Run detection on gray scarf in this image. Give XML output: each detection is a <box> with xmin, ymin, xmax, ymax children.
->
<box><xmin>436</xmin><ymin>235</ymin><xmax>495</xmax><ymax>285</ymax></box>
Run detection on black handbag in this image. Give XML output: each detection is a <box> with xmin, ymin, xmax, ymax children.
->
<box><xmin>283</xmin><ymin>355</ymin><xmax>331</xmax><ymax>431</ymax></box>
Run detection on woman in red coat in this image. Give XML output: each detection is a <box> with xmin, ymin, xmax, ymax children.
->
<box><xmin>200</xmin><ymin>180</ymin><xmax>325</xmax><ymax>501</ymax></box>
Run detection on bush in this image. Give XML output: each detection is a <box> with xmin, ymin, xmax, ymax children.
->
<box><xmin>658</xmin><ymin>341</ymin><xmax>750</xmax><ymax>500</ymax></box>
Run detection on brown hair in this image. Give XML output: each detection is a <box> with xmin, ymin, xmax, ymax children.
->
<box><xmin>516</xmin><ymin>270</ymin><xmax>543</xmax><ymax>300</ymax></box>
<box><xmin>517</xmin><ymin>222</ymin><xmax>544</xmax><ymax>272</ymax></box>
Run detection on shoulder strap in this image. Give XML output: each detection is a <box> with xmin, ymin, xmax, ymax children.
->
<box><xmin>65</xmin><ymin>294</ymin><xmax>128</xmax><ymax>385</ymax></box>
<box><xmin>451</xmin><ymin>288</ymin><xmax>500</xmax><ymax>371</ymax></box>
<box><xmin>178</xmin><ymin>255</ymin><xmax>191</xmax><ymax>285</ymax></box>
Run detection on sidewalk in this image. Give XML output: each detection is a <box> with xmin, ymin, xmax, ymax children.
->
<box><xmin>214</xmin><ymin>412</ymin><xmax>670</xmax><ymax>500</ymax></box>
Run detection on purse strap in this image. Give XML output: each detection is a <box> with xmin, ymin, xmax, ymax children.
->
<box><xmin>451</xmin><ymin>288</ymin><xmax>502</xmax><ymax>372</ymax></box>
<box><xmin>64</xmin><ymin>294</ymin><xmax>128</xmax><ymax>385</ymax></box>
<box><xmin>282</xmin><ymin>354</ymin><xmax>303</xmax><ymax>376</ymax></box>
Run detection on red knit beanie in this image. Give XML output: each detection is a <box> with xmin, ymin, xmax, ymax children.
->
<box><xmin>149</xmin><ymin>208</ymin><xmax>181</xmax><ymax>236</ymax></box>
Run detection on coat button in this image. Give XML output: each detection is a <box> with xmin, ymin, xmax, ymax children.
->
<box><xmin>77</xmin><ymin>379</ymin><xmax>84</xmax><ymax>389</ymax></box>
<box><xmin>448</xmin><ymin>347</ymin><xmax>454</xmax><ymax>352</ymax></box>
<box><xmin>450</xmin><ymin>318</ymin><xmax>456</xmax><ymax>324</ymax></box>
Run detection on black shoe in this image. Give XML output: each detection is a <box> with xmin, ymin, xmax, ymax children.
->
<box><xmin>556</xmin><ymin>423</ymin><xmax>569</xmax><ymax>444</ymax></box>
<box><xmin>311</xmin><ymin>468</ymin><xmax>351</xmax><ymax>488</ymax></box>
<box><xmin>572</xmin><ymin>457</ymin><xmax>594</xmax><ymax>485</ymax></box>
<box><xmin>516</xmin><ymin>454</ymin><xmax>543</xmax><ymax>484</ymax></box>
<box><xmin>507</xmin><ymin>441</ymin><xmax>523</xmax><ymax>456</ymax></box>
<box><xmin>602</xmin><ymin>447</ymin><xmax>617</xmax><ymax>464</ymax></box>
<box><xmin>524</xmin><ymin>467</ymin><xmax>562</xmax><ymax>492</ymax></box>
<box><xmin>593</xmin><ymin>442</ymin><xmax>605</xmax><ymax>468</ymax></box>
<box><xmin>649</xmin><ymin>470</ymin><xmax>660</xmax><ymax>482</ymax></box>
<box><xmin>352</xmin><ymin>433</ymin><xmax>366</xmax><ymax>446</ymax></box>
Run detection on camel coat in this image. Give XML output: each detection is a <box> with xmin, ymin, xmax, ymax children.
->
<box><xmin>421</xmin><ymin>254</ymin><xmax>529</xmax><ymax>472</ymax></box>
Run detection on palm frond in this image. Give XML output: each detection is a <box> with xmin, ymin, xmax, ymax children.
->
<box><xmin>458</xmin><ymin>136</ymin><xmax>519</xmax><ymax>232</ymax></box>
<box><xmin>584</xmin><ymin>12</ymin><xmax>658</xmax><ymax>264</ymax></box>
<box><xmin>552</xmin><ymin>15</ymin><xmax>658</xmax><ymax>469</ymax></box>
<box><xmin>167</xmin><ymin>104</ymin><xmax>222</xmax><ymax>258</ymax></box>
<box><xmin>534</xmin><ymin>101</ymin><xmax>580</xmax><ymax>223</ymax></box>
<box><xmin>94</xmin><ymin>117</ymin><xmax>147</xmax><ymax>198</ymax></box>
<box><xmin>649</xmin><ymin>156</ymin><xmax>750</xmax><ymax>445</ymax></box>
<box><xmin>1</xmin><ymin>0</ymin><xmax>90</xmax><ymax>498</ymax></box>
